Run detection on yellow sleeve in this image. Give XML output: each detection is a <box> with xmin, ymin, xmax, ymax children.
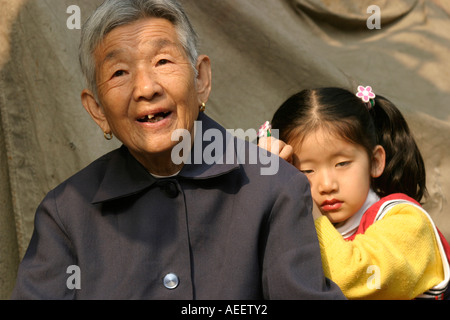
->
<box><xmin>315</xmin><ymin>203</ymin><xmax>445</xmax><ymax>300</ymax></box>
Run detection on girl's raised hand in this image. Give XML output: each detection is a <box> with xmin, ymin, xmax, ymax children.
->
<box><xmin>258</xmin><ymin>137</ymin><xmax>294</xmax><ymax>164</ymax></box>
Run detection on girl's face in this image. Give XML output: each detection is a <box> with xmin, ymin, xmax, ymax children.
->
<box><xmin>290</xmin><ymin>127</ymin><xmax>385</xmax><ymax>226</ymax></box>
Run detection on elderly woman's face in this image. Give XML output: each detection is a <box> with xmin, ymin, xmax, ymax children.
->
<box><xmin>82</xmin><ymin>18</ymin><xmax>211</xmax><ymax>174</ymax></box>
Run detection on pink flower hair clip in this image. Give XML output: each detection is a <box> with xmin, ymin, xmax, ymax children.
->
<box><xmin>356</xmin><ymin>85</ymin><xmax>376</xmax><ymax>109</ymax></box>
<box><xmin>258</xmin><ymin>121</ymin><xmax>272</xmax><ymax>138</ymax></box>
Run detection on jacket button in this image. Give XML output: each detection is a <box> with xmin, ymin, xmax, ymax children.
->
<box><xmin>158</xmin><ymin>181</ymin><xmax>179</xmax><ymax>198</ymax></box>
<box><xmin>163</xmin><ymin>273</ymin><xmax>179</xmax><ymax>289</ymax></box>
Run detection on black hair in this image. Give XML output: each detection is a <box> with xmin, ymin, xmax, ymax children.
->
<box><xmin>271</xmin><ymin>87</ymin><xmax>427</xmax><ymax>202</ymax></box>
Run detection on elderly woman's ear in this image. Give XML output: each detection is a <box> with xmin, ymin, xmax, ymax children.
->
<box><xmin>195</xmin><ymin>54</ymin><xmax>212</xmax><ymax>106</ymax></box>
<box><xmin>81</xmin><ymin>89</ymin><xmax>111</xmax><ymax>136</ymax></box>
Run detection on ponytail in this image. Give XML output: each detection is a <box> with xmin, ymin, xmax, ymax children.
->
<box><xmin>370</xmin><ymin>96</ymin><xmax>427</xmax><ymax>202</ymax></box>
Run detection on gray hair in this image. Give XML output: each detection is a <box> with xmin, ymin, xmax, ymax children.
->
<box><xmin>79</xmin><ymin>0</ymin><xmax>199</xmax><ymax>99</ymax></box>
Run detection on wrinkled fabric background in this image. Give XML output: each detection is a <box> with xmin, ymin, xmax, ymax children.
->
<box><xmin>1</xmin><ymin>0</ymin><xmax>449</xmax><ymax>299</ymax></box>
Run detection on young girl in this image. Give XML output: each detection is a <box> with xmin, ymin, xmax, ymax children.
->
<box><xmin>259</xmin><ymin>86</ymin><xmax>450</xmax><ymax>299</ymax></box>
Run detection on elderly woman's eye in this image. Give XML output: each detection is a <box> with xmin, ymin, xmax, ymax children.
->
<box><xmin>112</xmin><ymin>70</ymin><xmax>125</xmax><ymax>77</ymax></box>
<box><xmin>157</xmin><ymin>59</ymin><xmax>169</xmax><ymax>66</ymax></box>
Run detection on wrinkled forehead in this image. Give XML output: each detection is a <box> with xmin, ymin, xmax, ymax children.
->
<box><xmin>97</xmin><ymin>17</ymin><xmax>177</xmax><ymax>48</ymax></box>
<box><xmin>94</xmin><ymin>18</ymin><xmax>184</xmax><ymax>64</ymax></box>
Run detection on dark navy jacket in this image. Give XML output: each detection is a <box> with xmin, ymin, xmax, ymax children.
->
<box><xmin>12</xmin><ymin>113</ymin><xmax>344</xmax><ymax>300</ymax></box>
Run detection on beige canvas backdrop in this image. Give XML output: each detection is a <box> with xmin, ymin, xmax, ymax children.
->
<box><xmin>1</xmin><ymin>0</ymin><xmax>449</xmax><ymax>299</ymax></box>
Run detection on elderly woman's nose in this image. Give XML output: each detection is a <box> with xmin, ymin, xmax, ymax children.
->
<box><xmin>133</xmin><ymin>68</ymin><xmax>163</xmax><ymax>101</ymax></box>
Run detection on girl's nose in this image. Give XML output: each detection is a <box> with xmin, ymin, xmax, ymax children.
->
<box><xmin>317</xmin><ymin>170</ymin><xmax>338</xmax><ymax>194</ymax></box>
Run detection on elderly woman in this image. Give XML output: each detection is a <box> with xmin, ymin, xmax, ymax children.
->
<box><xmin>11</xmin><ymin>0</ymin><xmax>344</xmax><ymax>300</ymax></box>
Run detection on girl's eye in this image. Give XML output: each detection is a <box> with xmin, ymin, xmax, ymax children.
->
<box><xmin>336</xmin><ymin>161</ymin><xmax>351</xmax><ymax>167</ymax></box>
<box><xmin>300</xmin><ymin>169</ymin><xmax>314</xmax><ymax>175</ymax></box>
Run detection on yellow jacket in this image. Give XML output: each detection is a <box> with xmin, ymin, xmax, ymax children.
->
<box><xmin>315</xmin><ymin>202</ymin><xmax>447</xmax><ymax>300</ymax></box>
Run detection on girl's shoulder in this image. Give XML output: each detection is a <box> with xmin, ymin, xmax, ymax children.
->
<box><xmin>359</xmin><ymin>192</ymin><xmax>450</xmax><ymax>261</ymax></box>
<box><xmin>362</xmin><ymin>193</ymin><xmax>421</xmax><ymax>227</ymax></box>
<box><xmin>346</xmin><ymin>193</ymin><xmax>424</xmax><ymax>241</ymax></box>
<box><xmin>368</xmin><ymin>195</ymin><xmax>450</xmax><ymax>300</ymax></box>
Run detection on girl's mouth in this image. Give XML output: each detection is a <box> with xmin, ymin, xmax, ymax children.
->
<box><xmin>320</xmin><ymin>199</ymin><xmax>343</xmax><ymax>211</ymax></box>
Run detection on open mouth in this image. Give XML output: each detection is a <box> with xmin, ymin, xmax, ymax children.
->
<box><xmin>137</xmin><ymin>112</ymin><xmax>172</xmax><ymax>123</ymax></box>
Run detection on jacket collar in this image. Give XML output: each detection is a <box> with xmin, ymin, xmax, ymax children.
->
<box><xmin>91</xmin><ymin>146</ymin><xmax>158</xmax><ymax>204</ymax></box>
<box><xmin>92</xmin><ymin>113</ymin><xmax>240</xmax><ymax>204</ymax></box>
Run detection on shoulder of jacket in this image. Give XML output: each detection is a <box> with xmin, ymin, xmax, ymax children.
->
<box><xmin>51</xmin><ymin>148</ymin><xmax>122</xmax><ymax>197</ymax></box>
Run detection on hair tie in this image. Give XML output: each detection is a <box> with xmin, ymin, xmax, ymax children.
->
<box><xmin>356</xmin><ymin>85</ymin><xmax>376</xmax><ymax>110</ymax></box>
<box><xmin>258</xmin><ymin>121</ymin><xmax>272</xmax><ymax>138</ymax></box>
